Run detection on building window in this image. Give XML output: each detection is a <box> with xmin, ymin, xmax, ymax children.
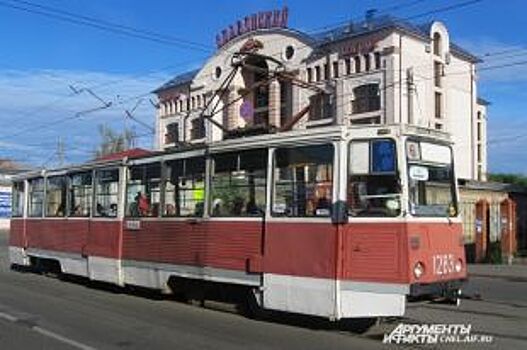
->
<box><xmin>374</xmin><ymin>52</ymin><xmax>381</xmax><ymax>70</ymax></box>
<box><xmin>354</xmin><ymin>56</ymin><xmax>361</xmax><ymax>73</ymax></box>
<box><xmin>345</xmin><ymin>58</ymin><xmax>351</xmax><ymax>75</ymax></box>
<box><xmin>433</xmin><ymin>32</ymin><xmax>442</xmax><ymax>56</ymax></box>
<box><xmin>179</xmin><ymin>100</ymin><xmax>183</xmax><ymax>112</ymax></box>
<box><xmin>309</xmin><ymin>93</ymin><xmax>332</xmax><ymax>121</ymax></box>
<box><xmin>165</xmin><ymin>122</ymin><xmax>179</xmax><ymax>144</ymax></box>
<box><xmin>197</xmin><ymin>95</ymin><xmax>201</xmax><ymax>108</ymax></box>
<box><xmin>284</xmin><ymin>45</ymin><xmax>295</xmax><ymax>60</ymax></box>
<box><xmin>69</xmin><ymin>172</ymin><xmax>92</xmax><ymax>217</ymax></box>
<box><xmin>94</xmin><ymin>169</ymin><xmax>119</xmax><ymax>218</ymax></box>
<box><xmin>307</xmin><ymin>68</ymin><xmax>313</xmax><ymax>83</ymax></box>
<box><xmin>352</xmin><ymin>84</ymin><xmax>381</xmax><ymax>114</ymax></box>
<box><xmin>477</xmin><ymin>121</ymin><xmax>482</xmax><ymax>141</ymax></box>
<box><xmin>333</xmin><ymin>61</ymin><xmax>339</xmax><ymax>78</ymax></box>
<box><xmin>435</xmin><ymin>92</ymin><xmax>442</xmax><ymax>119</ymax></box>
<box><xmin>434</xmin><ymin>61</ymin><xmax>443</xmax><ymax>87</ymax></box>
<box><xmin>163</xmin><ymin>157</ymin><xmax>205</xmax><ymax>217</ymax></box>
<box><xmin>323</xmin><ymin>64</ymin><xmax>329</xmax><ymax>80</ymax></box>
<box><xmin>364</xmin><ymin>54</ymin><xmax>371</xmax><ymax>72</ymax></box>
<box><xmin>191</xmin><ymin>97</ymin><xmax>195</xmax><ymax>110</ymax></box>
<box><xmin>28</xmin><ymin>178</ymin><xmax>44</xmax><ymax>217</ymax></box>
<box><xmin>210</xmin><ymin>149</ymin><xmax>267</xmax><ymax>217</ymax></box>
<box><xmin>435</xmin><ymin>123</ymin><xmax>443</xmax><ymax>130</ymax></box>
<box><xmin>191</xmin><ymin>117</ymin><xmax>206</xmax><ymax>140</ymax></box>
<box><xmin>477</xmin><ymin>144</ymin><xmax>482</xmax><ymax>163</ymax></box>
<box><xmin>215</xmin><ymin>66</ymin><xmax>222</xmax><ymax>79</ymax></box>
<box><xmin>45</xmin><ymin>176</ymin><xmax>67</xmax><ymax>217</ymax></box>
<box><xmin>272</xmin><ymin>144</ymin><xmax>333</xmax><ymax>217</ymax></box>
<box><xmin>126</xmin><ymin>163</ymin><xmax>161</xmax><ymax>217</ymax></box>
<box><xmin>315</xmin><ymin>66</ymin><xmax>321</xmax><ymax>82</ymax></box>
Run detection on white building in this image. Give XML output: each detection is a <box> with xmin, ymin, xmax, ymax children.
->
<box><xmin>154</xmin><ymin>9</ymin><xmax>487</xmax><ymax>181</ymax></box>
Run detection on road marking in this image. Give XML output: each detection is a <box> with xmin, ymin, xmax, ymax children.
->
<box><xmin>33</xmin><ymin>326</ymin><xmax>97</xmax><ymax>350</ymax></box>
<box><xmin>0</xmin><ymin>310</ymin><xmax>96</xmax><ymax>350</ymax></box>
<box><xmin>0</xmin><ymin>311</ymin><xmax>17</xmax><ymax>322</ymax></box>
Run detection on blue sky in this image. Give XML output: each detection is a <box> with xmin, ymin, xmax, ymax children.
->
<box><xmin>0</xmin><ymin>0</ymin><xmax>526</xmax><ymax>174</ymax></box>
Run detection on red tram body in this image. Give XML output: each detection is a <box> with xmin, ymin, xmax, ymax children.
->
<box><xmin>9</xmin><ymin>125</ymin><xmax>466</xmax><ymax>320</ymax></box>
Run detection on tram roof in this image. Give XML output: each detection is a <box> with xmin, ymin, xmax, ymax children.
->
<box><xmin>12</xmin><ymin>124</ymin><xmax>450</xmax><ymax>180</ymax></box>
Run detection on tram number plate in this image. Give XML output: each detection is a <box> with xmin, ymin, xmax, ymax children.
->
<box><xmin>432</xmin><ymin>254</ymin><xmax>455</xmax><ymax>275</ymax></box>
<box><xmin>126</xmin><ymin>220</ymin><xmax>141</xmax><ymax>230</ymax></box>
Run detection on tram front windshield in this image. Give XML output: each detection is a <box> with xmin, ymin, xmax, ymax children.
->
<box><xmin>406</xmin><ymin>140</ymin><xmax>457</xmax><ymax>217</ymax></box>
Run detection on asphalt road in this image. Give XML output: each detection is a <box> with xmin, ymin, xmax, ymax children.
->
<box><xmin>0</xmin><ymin>230</ymin><xmax>526</xmax><ymax>349</ymax></box>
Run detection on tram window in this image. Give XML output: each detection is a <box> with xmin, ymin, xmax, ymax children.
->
<box><xmin>11</xmin><ymin>182</ymin><xmax>25</xmax><ymax>217</ymax></box>
<box><xmin>163</xmin><ymin>157</ymin><xmax>205</xmax><ymax>217</ymax></box>
<box><xmin>45</xmin><ymin>176</ymin><xmax>67</xmax><ymax>217</ymax></box>
<box><xmin>69</xmin><ymin>172</ymin><xmax>92</xmax><ymax>217</ymax></box>
<box><xmin>348</xmin><ymin>139</ymin><xmax>401</xmax><ymax>217</ymax></box>
<box><xmin>211</xmin><ymin>149</ymin><xmax>267</xmax><ymax>217</ymax></box>
<box><xmin>272</xmin><ymin>144</ymin><xmax>333</xmax><ymax>217</ymax></box>
<box><xmin>126</xmin><ymin>163</ymin><xmax>161</xmax><ymax>217</ymax></box>
<box><xmin>407</xmin><ymin>141</ymin><xmax>456</xmax><ymax>217</ymax></box>
<box><xmin>28</xmin><ymin>178</ymin><xmax>44</xmax><ymax>217</ymax></box>
<box><xmin>94</xmin><ymin>169</ymin><xmax>119</xmax><ymax>218</ymax></box>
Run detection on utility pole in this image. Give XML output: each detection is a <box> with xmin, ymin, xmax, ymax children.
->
<box><xmin>407</xmin><ymin>67</ymin><xmax>414</xmax><ymax>125</ymax></box>
<box><xmin>56</xmin><ymin>137</ymin><xmax>65</xmax><ymax>167</ymax></box>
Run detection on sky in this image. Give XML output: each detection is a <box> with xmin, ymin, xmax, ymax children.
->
<box><xmin>0</xmin><ymin>0</ymin><xmax>526</xmax><ymax>174</ymax></box>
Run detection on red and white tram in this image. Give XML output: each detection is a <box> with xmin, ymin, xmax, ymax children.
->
<box><xmin>9</xmin><ymin>124</ymin><xmax>466</xmax><ymax>322</ymax></box>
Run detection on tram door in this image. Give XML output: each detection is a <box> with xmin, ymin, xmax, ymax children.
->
<box><xmin>262</xmin><ymin>144</ymin><xmax>338</xmax><ymax>317</ymax></box>
<box><xmin>86</xmin><ymin>167</ymin><xmax>124</xmax><ymax>285</ymax></box>
<box><xmin>207</xmin><ymin>150</ymin><xmax>268</xmax><ymax>277</ymax></box>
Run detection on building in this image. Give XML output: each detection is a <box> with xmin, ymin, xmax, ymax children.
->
<box><xmin>0</xmin><ymin>159</ymin><xmax>29</xmax><ymax>229</ymax></box>
<box><xmin>153</xmin><ymin>8</ymin><xmax>487</xmax><ymax>182</ymax></box>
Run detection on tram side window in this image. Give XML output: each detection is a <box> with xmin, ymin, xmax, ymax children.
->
<box><xmin>94</xmin><ymin>169</ymin><xmax>119</xmax><ymax>217</ymax></box>
<box><xmin>272</xmin><ymin>144</ymin><xmax>333</xmax><ymax>217</ymax></box>
<box><xmin>11</xmin><ymin>182</ymin><xmax>25</xmax><ymax>217</ymax></box>
<box><xmin>28</xmin><ymin>178</ymin><xmax>44</xmax><ymax>217</ymax></box>
<box><xmin>46</xmin><ymin>176</ymin><xmax>67</xmax><ymax>217</ymax></box>
<box><xmin>164</xmin><ymin>157</ymin><xmax>205</xmax><ymax>217</ymax></box>
<box><xmin>126</xmin><ymin>163</ymin><xmax>161</xmax><ymax>217</ymax></box>
<box><xmin>211</xmin><ymin>149</ymin><xmax>267</xmax><ymax>217</ymax></box>
<box><xmin>69</xmin><ymin>172</ymin><xmax>92</xmax><ymax>217</ymax></box>
<box><xmin>348</xmin><ymin>139</ymin><xmax>401</xmax><ymax>217</ymax></box>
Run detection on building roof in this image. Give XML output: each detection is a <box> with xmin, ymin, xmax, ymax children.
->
<box><xmin>152</xmin><ymin>69</ymin><xmax>199</xmax><ymax>94</ymax></box>
<box><xmin>477</xmin><ymin>97</ymin><xmax>491</xmax><ymax>106</ymax></box>
<box><xmin>154</xmin><ymin>14</ymin><xmax>481</xmax><ymax>94</ymax></box>
<box><xmin>460</xmin><ymin>180</ymin><xmax>527</xmax><ymax>194</ymax></box>
<box><xmin>95</xmin><ymin>148</ymin><xmax>154</xmax><ymax>162</ymax></box>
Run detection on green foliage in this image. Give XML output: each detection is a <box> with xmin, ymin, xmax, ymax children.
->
<box><xmin>485</xmin><ymin>241</ymin><xmax>503</xmax><ymax>264</ymax></box>
<box><xmin>94</xmin><ymin>124</ymin><xmax>136</xmax><ymax>158</ymax></box>
<box><xmin>488</xmin><ymin>173</ymin><xmax>527</xmax><ymax>187</ymax></box>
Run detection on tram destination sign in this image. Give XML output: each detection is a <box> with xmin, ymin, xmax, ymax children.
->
<box><xmin>216</xmin><ymin>6</ymin><xmax>289</xmax><ymax>49</ymax></box>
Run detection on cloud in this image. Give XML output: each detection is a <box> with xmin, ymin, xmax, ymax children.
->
<box><xmin>0</xmin><ymin>68</ymin><xmax>171</xmax><ymax>167</ymax></box>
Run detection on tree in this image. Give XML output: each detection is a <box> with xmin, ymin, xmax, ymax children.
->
<box><xmin>94</xmin><ymin>124</ymin><xmax>136</xmax><ymax>158</ymax></box>
<box><xmin>488</xmin><ymin>173</ymin><xmax>527</xmax><ymax>187</ymax></box>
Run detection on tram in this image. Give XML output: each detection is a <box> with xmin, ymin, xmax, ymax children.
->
<box><xmin>9</xmin><ymin>124</ymin><xmax>466</xmax><ymax>322</ymax></box>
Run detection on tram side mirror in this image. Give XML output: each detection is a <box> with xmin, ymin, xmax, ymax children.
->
<box><xmin>331</xmin><ymin>200</ymin><xmax>349</xmax><ymax>224</ymax></box>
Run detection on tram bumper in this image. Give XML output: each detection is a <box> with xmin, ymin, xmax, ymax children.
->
<box><xmin>409</xmin><ymin>279</ymin><xmax>466</xmax><ymax>304</ymax></box>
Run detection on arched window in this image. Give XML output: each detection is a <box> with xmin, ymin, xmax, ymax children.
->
<box><xmin>433</xmin><ymin>32</ymin><xmax>442</xmax><ymax>56</ymax></box>
<box><xmin>352</xmin><ymin>84</ymin><xmax>380</xmax><ymax>114</ymax></box>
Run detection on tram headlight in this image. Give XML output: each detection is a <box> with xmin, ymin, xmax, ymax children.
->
<box><xmin>413</xmin><ymin>262</ymin><xmax>425</xmax><ymax>279</ymax></box>
<box><xmin>455</xmin><ymin>259</ymin><xmax>463</xmax><ymax>273</ymax></box>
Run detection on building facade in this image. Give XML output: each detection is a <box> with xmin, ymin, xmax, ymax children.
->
<box><xmin>154</xmin><ymin>9</ymin><xmax>487</xmax><ymax>181</ymax></box>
